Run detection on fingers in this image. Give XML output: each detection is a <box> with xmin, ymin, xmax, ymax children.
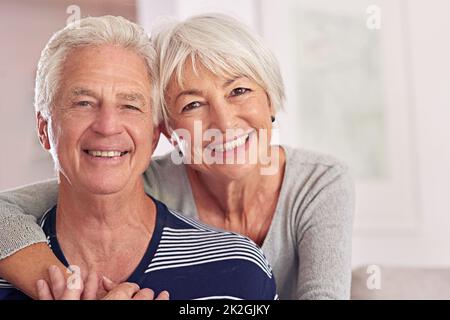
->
<box><xmin>102</xmin><ymin>276</ymin><xmax>117</xmax><ymax>292</ymax></box>
<box><xmin>133</xmin><ymin>288</ymin><xmax>155</xmax><ymax>300</ymax></box>
<box><xmin>101</xmin><ymin>277</ymin><xmax>168</xmax><ymax>300</ymax></box>
<box><xmin>60</xmin><ymin>268</ymin><xmax>84</xmax><ymax>300</ymax></box>
<box><xmin>44</xmin><ymin>266</ymin><xmax>166</xmax><ymax>301</ymax></box>
<box><xmin>48</xmin><ymin>265</ymin><xmax>67</xmax><ymax>298</ymax></box>
<box><xmin>36</xmin><ymin>279</ymin><xmax>54</xmax><ymax>300</ymax></box>
<box><xmin>45</xmin><ymin>265</ymin><xmax>84</xmax><ymax>300</ymax></box>
<box><xmin>39</xmin><ymin>266</ymin><xmax>83</xmax><ymax>300</ymax></box>
<box><xmin>155</xmin><ymin>290</ymin><xmax>170</xmax><ymax>300</ymax></box>
<box><xmin>102</xmin><ymin>282</ymin><xmax>140</xmax><ymax>300</ymax></box>
<box><xmin>81</xmin><ymin>271</ymin><xmax>99</xmax><ymax>300</ymax></box>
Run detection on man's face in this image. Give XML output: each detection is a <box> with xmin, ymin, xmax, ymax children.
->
<box><xmin>39</xmin><ymin>45</ymin><xmax>158</xmax><ymax>195</ymax></box>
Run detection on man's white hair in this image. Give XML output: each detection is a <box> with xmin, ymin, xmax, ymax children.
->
<box><xmin>151</xmin><ymin>13</ymin><xmax>285</xmax><ymax>128</ymax></box>
<box><xmin>35</xmin><ymin>15</ymin><xmax>159</xmax><ymax>124</ymax></box>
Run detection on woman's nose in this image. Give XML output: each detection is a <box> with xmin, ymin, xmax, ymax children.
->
<box><xmin>208</xmin><ymin>100</ymin><xmax>237</xmax><ymax>132</ymax></box>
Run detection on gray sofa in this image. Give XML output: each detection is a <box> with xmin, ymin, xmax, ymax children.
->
<box><xmin>351</xmin><ymin>265</ymin><xmax>450</xmax><ymax>299</ymax></box>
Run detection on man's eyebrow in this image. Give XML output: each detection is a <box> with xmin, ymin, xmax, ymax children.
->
<box><xmin>70</xmin><ymin>87</ymin><xmax>97</xmax><ymax>97</ymax></box>
<box><xmin>116</xmin><ymin>92</ymin><xmax>146</xmax><ymax>103</ymax></box>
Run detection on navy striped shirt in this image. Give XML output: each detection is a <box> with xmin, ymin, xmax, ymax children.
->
<box><xmin>0</xmin><ymin>196</ymin><xmax>277</xmax><ymax>300</ymax></box>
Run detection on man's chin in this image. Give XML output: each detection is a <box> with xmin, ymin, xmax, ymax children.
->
<box><xmin>78</xmin><ymin>179</ymin><xmax>130</xmax><ymax>196</ymax></box>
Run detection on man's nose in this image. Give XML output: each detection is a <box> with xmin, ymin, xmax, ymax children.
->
<box><xmin>91</xmin><ymin>104</ymin><xmax>122</xmax><ymax>136</ymax></box>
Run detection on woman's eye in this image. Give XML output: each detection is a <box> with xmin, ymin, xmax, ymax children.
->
<box><xmin>230</xmin><ymin>87</ymin><xmax>251</xmax><ymax>97</ymax></box>
<box><xmin>124</xmin><ymin>105</ymin><xmax>140</xmax><ymax>111</ymax></box>
<box><xmin>182</xmin><ymin>101</ymin><xmax>202</xmax><ymax>112</ymax></box>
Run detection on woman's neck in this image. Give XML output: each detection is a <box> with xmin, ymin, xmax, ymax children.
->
<box><xmin>187</xmin><ymin>146</ymin><xmax>286</xmax><ymax>245</ymax></box>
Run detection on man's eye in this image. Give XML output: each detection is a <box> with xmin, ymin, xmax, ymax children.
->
<box><xmin>76</xmin><ymin>101</ymin><xmax>92</xmax><ymax>107</ymax></box>
<box><xmin>230</xmin><ymin>87</ymin><xmax>251</xmax><ymax>97</ymax></box>
<box><xmin>182</xmin><ymin>101</ymin><xmax>202</xmax><ymax>112</ymax></box>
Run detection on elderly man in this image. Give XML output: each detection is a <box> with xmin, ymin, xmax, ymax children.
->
<box><xmin>0</xmin><ymin>16</ymin><xmax>276</xmax><ymax>300</ymax></box>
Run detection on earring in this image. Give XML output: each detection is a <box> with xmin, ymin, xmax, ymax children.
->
<box><xmin>271</xmin><ymin>116</ymin><xmax>275</xmax><ymax>123</ymax></box>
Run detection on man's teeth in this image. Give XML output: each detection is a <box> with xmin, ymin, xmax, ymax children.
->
<box><xmin>214</xmin><ymin>134</ymin><xmax>249</xmax><ymax>152</ymax></box>
<box><xmin>88</xmin><ymin>150</ymin><xmax>123</xmax><ymax>157</ymax></box>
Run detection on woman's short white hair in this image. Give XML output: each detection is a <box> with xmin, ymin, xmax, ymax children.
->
<box><xmin>35</xmin><ymin>15</ymin><xmax>159</xmax><ymax>124</ymax></box>
<box><xmin>151</xmin><ymin>13</ymin><xmax>285</xmax><ymax>127</ymax></box>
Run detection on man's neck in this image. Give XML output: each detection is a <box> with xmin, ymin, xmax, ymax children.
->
<box><xmin>54</xmin><ymin>177</ymin><xmax>156</xmax><ymax>283</ymax></box>
<box><xmin>56</xmin><ymin>178</ymin><xmax>152</xmax><ymax>229</ymax></box>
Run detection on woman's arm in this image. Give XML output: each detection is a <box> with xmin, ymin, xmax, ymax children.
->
<box><xmin>296</xmin><ymin>166</ymin><xmax>355</xmax><ymax>300</ymax></box>
<box><xmin>0</xmin><ymin>243</ymin><xmax>66</xmax><ymax>299</ymax></box>
<box><xmin>0</xmin><ymin>179</ymin><xmax>60</xmax><ymax>298</ymax></box>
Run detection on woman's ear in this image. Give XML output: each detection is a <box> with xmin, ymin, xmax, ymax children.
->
<box><xmin>266</xmin><ymin>93</ymin><xmax>275</xmax><ymax>115</ymax></box>
<box><xmin>37</xmin><ymin>112</ymin><xmax>51</xmax><ymax>150</ymax></box>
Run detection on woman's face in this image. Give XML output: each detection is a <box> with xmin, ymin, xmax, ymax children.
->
<box><xmin>165</xmin><ymin>61</ymin><xmax>274</xmax><ymax>180</ymax></box>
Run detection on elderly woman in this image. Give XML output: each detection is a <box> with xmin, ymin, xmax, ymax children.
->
<box><xmin>0</xmin><ymin>15</ymin><xmax>276</xmax><ymax>300</ymax></box>
<box><xmin>0</xmin><ymin>13</ymin><xmax>353</xmax><ymax>299</ymax></box>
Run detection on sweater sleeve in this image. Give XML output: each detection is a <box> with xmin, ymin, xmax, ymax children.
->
<box><xmin>0</xmin><ymin>179</ymin><xmax>58</xmax><ymax>260</ymax></box>
<box><xmin>295</xmin><ymin>165</ymin><xmax>355</xmax><ymax>300</ymax></box>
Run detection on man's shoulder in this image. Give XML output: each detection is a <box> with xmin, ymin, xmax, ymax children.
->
<box><xmin>152</xmin><ymin>207</ymin><xmax>274</xmax><ymax>276</ymax></box>
<box><xmin>144</xmin><ymin>207</ymin><xmax>277</xmax><ymax>299</ymax></box>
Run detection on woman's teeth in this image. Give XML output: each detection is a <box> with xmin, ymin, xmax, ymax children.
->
<box><xmin>213</xmin><ymin>134</ymin><xmax>249</xmax><ymax>152</ymax></box>
<box><xmin>87</xmin><ymin>150</ymin><xmax>125</xmax><ymax>157</ymax></box>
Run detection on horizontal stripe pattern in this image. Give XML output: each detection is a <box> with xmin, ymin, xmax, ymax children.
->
<box><xmin>0</xmin><ymin>278</ymin><xmax>13</xmax><ymax>288</ymax></box>
<box><xmin>194</xmin><ymin>295</ymin><xmax>243</xmax><ymax>300</ymax></box>
<box><xmin>145</xmin><ymin>210</ymin><xmax>273</xmax><ymax>277</ymax></box>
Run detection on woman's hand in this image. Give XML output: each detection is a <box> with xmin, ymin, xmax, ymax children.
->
<box><xmin>36</xmin><ymin>265</ymin><xmax>170</xmax><ymax>300</ymax></box>
<box><xmin>36</xmin><ymin>265</ymin><xmax>98</xmax><ymax>300</ymax></box>
<box><xmin>101</xmin><ymin>276</ymin><xmax>169</xmax><ymax>300</ymax></box>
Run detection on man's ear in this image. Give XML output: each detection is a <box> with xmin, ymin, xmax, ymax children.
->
<box><xmin>151</xmin><ymin>124</ymin><xmax>162</xmax><ymax>153</ymax></box>
<box><xmin>37</xmin><ymin>112</ymin><xmax>51</xmax><ymax>150</ymax></box>
<box><xmin>159</xmin><ymin>123</ymin><xmax>171</xmax><ymax>141</ymax></box>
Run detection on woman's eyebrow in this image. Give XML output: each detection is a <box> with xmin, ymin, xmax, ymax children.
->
<box><xmin>175</xmin><ymin>89</ymin><xmax>204</xmax><ymax>102</ymax></box>
<box><xmin>223</xmin><ymin>76</ymin><xmax>244</xmax><ymax>88</ymax></box>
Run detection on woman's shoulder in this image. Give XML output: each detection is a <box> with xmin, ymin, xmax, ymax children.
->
<box><xmin>150</xmin><ymin>151</ymin><xmax>180</xmax><ymax>170</ymax></box>
<box><xmin>282</xmin><ymin>145</ymin><xmax>349</xmax><ymax>173</ymax></box>
<box><xmin>144</xmin><ymin>151</ymin><xmax>186</xmax><ymax>182</ymax></box>
<box><xmin>276</xmin><ymin>146</ymin><xmax>355</xmax><ymax>246</ymax></box>
<box><xmin>280</xmin><ymin>145</ymin><xmax>354</xmax><ymax>206</ymax></box>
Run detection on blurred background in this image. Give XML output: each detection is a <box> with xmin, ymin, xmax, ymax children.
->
<box><xmin>1</xmin><ymin>0</ymin><xmax>449</xmax><ymax>298</ymax></box>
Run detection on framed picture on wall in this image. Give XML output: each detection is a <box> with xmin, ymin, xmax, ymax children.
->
<box><xmin>260</xmin><ymin>0</ymin><xmax>420</xmax><ymax>233</ymax></box>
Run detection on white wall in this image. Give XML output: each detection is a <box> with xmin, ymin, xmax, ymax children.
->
<box><xmin>352</xmin><ymin>0</ymin><xmax>450</xmax><ymax>268</ymax></box>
